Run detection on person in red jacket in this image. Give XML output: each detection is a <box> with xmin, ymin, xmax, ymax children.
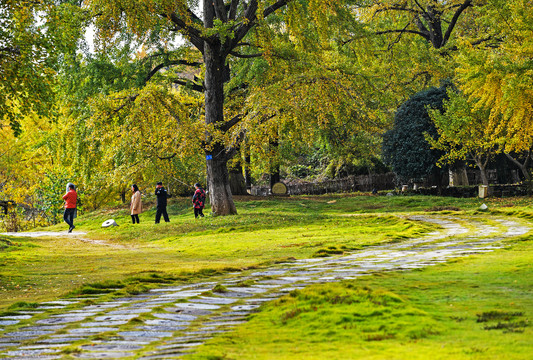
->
<box><xmin>62</xmin><ymin>183</ymin><xmax>77</xmax><ymax>233</ymax></box>
<box><xmin>192</xmin><ymin>183</ymin><xmax>206</xmax><ymax>218</ymax></box>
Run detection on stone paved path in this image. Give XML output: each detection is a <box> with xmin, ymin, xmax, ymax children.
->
<box><xmin>0</xmin><ymin>215</ymin><xmax>530</xmax><ymax>359</ymax></box>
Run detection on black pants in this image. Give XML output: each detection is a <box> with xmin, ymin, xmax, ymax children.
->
<box><xmin>64</xmin><ymin>208</ymin><xmax>75</xmax><ymax>228</ymax></box>
<box><xmin>194</xmin><ymin>207</ymin><xmax>204</xmax><ymax>218</ymax></box>
<box><xmin>131</xmin><ymin>214</ymin><xmax>139</xmax><ymax>224</ymax></box>
<box><xmin>155</xmin><ymin>207</ymin><xmax>170</xmax><ymax>223</ymax></box>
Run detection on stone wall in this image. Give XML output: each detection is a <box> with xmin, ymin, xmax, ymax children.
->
<box><xmin>251</xmin><ymin>173</ymin><xmax>397</xmax><ymax>196</ymax></box>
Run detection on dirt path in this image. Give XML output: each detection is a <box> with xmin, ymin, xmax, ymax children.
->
<box><xmin>0</xmin><ymin>231</ymin><xmax>126</xmax><ymax>248</ymax></box>
<box><xmin>0</xmin><ymin>215</ymin><xmax>530</xmax><ymax>359</ymax></box>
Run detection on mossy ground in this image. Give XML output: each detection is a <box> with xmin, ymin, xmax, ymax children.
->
<box><xmin>189</xmin><ymin>231</ymin><xmax>533</xmax><ymax>360</ymax></box>
<box><xmin>1</xmin><ymin>194</ymin><xmax>532</xmax><ymax>359</ymax></box>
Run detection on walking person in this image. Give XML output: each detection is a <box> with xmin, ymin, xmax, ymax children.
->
<box><xmin>155</xmin><ymin>181</ymin><xmax>170</xmax><ymax>223</ymax></box>
<box><xmin>130</xmin><ymin>184</ymin><xmax>142</xmax><ymax>224</ymax></box>
<box><xmin>192</xmin><ymin>183</ymin><xmax>206</xmax><ymax>218</ymax></box>
<box><xmin>62</xmin><ymin>183</ymin><xmax>77</xmax><ymax>233</ymax></box>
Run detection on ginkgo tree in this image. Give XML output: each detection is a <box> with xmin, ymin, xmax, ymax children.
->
<box><xmin>0</xmin><ymin>0</ymin><xmax>83</xmax><ymax>135</ymax></box>
<box><xmin>83</xmin><ymin>0</ymin><xmax>310</xmax><ymax>215</ymax></box>
<box><xmin>427</xmin><ymin>90</ymin><xmax>499</xmax><ymax>186</ymax></box>
<box><xmin>455</xmin><ymin>0</ymin><xmax>533</xmax><ymax>155</ymax></box>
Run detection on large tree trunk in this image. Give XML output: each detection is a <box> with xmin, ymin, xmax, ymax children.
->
<box><xmin>203</xmin><ymin>25</ymin><xmax>236</xmax><ymax>215</ymax></box>
<box><xmin>207</xmin><ymin>145</ymin><xmax>237</xmax><ymax>215</ymax></box>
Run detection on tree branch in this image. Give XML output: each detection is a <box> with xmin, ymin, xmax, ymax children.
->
<box><xmin>228</xmin><ymin>0</ymin><xmax>291</xmax><ymax>54</ymax></box>
<box><xmin>228</xmin><ymin>0</ymin><xmax>240</xmax><ymax>20</ymax></box>
<box><xmin>219</xmin><ymin>114</ymin><xmax>243</xmax><ymax>133</ymax></box>
<box><xmin>166</xmin><ymin>11</ymin><xmax>206</xmax><ymax>52</ymax></box>
<box><xmin>172</xmin><ymin>79</ymin><xmax>204</xmax><ymax>93</ymax></box>
<box><xmin>376</xmin><ymin>29</ymin><xmax>430</xmax><ymax>41</ymax></box>
<box><xmin>213</xmin><ymin>0</ymin><xmax>228</xmax><ymax>22</ymax></box>
<box><xmin>229</xmin><ymin>51</ymin><xmax>262</xmax><ymax>58</ymax></box>
<box><xmin>144</xmin><ymin>59</ymin><xmax>202</xmax><ymax>84</ymax></box>
<box><xmin>157</xmin><ymin>153</ymin><xmax>177</xmax><ymax>160</ymax></box>
<box><xmin>442</xmin><ymin>0</ymin><xmax>472</xmax><ymax>46</ymax></box>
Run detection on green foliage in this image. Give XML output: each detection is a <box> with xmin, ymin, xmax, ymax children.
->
<box><xmin>35</xmin><ymin>171</ymin><xmax>71</xmax><ymax>225</ymax></box>
<box><xmin>0</xmin><ymin>0</ymin><xmax>84</xmax><ymax>134</ymax></box>
<box><xmin>382</xmin><ymin>84</ymin><xmax>449</xmax><ymax>182</ymax></box>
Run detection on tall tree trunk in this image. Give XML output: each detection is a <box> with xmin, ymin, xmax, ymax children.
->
<box><xmin>471</xmin><ymin>152</ymin><xmax>490</xmax><ymax>186</ymax></box>
<box><xmin>203</xmin><ymin>36</ymin><xmax>236</xmax><ymax>215</ymax></box>
<box><xmin>504</xmin><ymin>151</ymin><xmax>532</xmax><ymax>195</ymax></box>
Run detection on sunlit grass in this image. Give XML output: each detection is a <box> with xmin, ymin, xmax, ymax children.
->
<box><xmin>189</xmin><ymin>229</ymin><xmax>533</xmax><ymax>360</ymax></box>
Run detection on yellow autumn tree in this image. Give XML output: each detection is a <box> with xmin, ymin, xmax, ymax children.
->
<box><xmin>455</xmin><ymin>0</ymin><xmax>533</xmax><ymax>153</ymax></box>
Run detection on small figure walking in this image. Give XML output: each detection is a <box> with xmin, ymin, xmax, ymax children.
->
<box><xmin>62</xmin><ymin>183</ymin><xmax>77</xmax><ymax>233</ymax></box>
<box><xmin>130</xmin><ymin>184</ymin><xmax>142</xmax><ymax>224</ymax></box>
<box><xmin>155</xmin><ymin>181</ymin><xmax>170</xmax><ymax>223</ymax></box>
<box><xmin>192</xmin><ymin>183</ymin><xmax>206</xmax><ymax>218</ymax></box>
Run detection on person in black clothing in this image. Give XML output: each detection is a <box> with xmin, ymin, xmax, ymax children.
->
<box><xmin>155</xmin><ymin>181</ymin><xmax>170</xmax><ymax>223</ymax></box>
<box><xmin>192</xmin><ymin>183</ymin><xmax>206</xmax><ymax>218</ymax></box>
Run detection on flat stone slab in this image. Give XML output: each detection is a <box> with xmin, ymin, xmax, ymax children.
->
<box><xmin>82</xmin><ymin>304</ymin><xmax>123</xmax><ymax>311</ymax></box>
<box><xmin>138</xmin><ymin>325</ymin><xmax>187</xmax><ymax>332</ymax></box>
<box><xmin>50</xmin><ymin>311</ymin><xmax>97</xmax><ymax>317</ymax></box>
<box><xmin>203</xmin><ymin>320</ymin><xmax>247</xmax><ymax>327</ymax></box>
<box><xmin>149</xmin><ymin>287</ymin><xmax>186</xmax><ymax>293</ymax></box>
<box><xmin>0</xmin><ymin>320</ymin><xmax>19</xmax><ymax>326</ymax></box>
<box><xmin>174</xmin><ymin>303</ymin><xmax>220</xmax><ymax>310</ymax></box>
<box><xmin>37</xmin><ymin>306</ymin><xmax>67</xmax><ymax>310</ymax></box>
<box><xmin>18</xmin><ymin>344</ymin><xmax>69</xmax><ymax>350</ymax></box>
<box><xmin>152</xmin><ymin>313</ymin><xmax>197</xmax><ymax>321</ymax></box>
<box><xmin>37</xmin><ymin>337</ymin><xmax>85</xmax><ymax>344</ymax></box>
<box><xmin>74</xmin><ymin>351</ymin><xmax>135</xmax><ymax>358</ymax></box>
<box><xmin>230</xmin><ymin>304</ymin><xmax>260</xmax><ymax>311</ymax></box>
<box><xmin>81</xmin><ymin>343</ymin><xmax>144</xmax><ymax>351</ymax></box>
<box><xmin>37</xmin><ymin>316</ymin><xmax>87</xmax><ymax>324</ymax></box>
<box><xmin>167</xmin><ymin>306</ymin><xmax>213</xmax><ymax>317</ymax></box>
<box><xmin>212</xmin><ymin>291</ymin><xmax>254</xmax><ymax>298</ymax></box>
<box><xmin>94</xmin><ymin>314</ymin><xmax>140</xmax><ymax>321</ymax></box>
<box><xmin>160</xmin><ymin>290</ymin><xmax>209</xmax><ymax>298</ymax></box>
<box><xmin>0</xmin><ymin>315</ymin><xmax>33</xmax><ymax>320</ymax></box>
<box><xmin>225</xmin><ymin>287</ymin><xmax>268</xmax><ymax>294</ymax></box>
<box><xmin>245</xmin><ymin>297</ymin><xmax>274</xmax><ymax>303</ymax></box>
<box><xmin>68</xmin><ymin>327</ymin><xmax>118</xmax><ymax>334</ymax></box>
<box><xmin>81</xmin><ymin>320</ymin><xmax>128</xmax><ymax>327</ymax></box>
<box><xmin>4</xmin><ymin>349</ymin><xmax>61</xmax><ymax>356</ymax></box>
<box><xmin>210</xmin><ymin>315</ymin><xmax>246</xmax><ymax>322</ymax></box>
<box><xmin>42</xmin><ymin>300</ymin><xmax>78</xmax><ymax>306</ymax></box>
<box><xmin>144</xmin><ymin>319</ymin><xmax>190</xmax><ymax>327</ymax></box>
<box><xmin>189</xmin><ymin>297</ymin><xmax>238</xmax><ymax>305</ymax></box>
<box><xmin>20</xmin><ymin>325</ymin><xmax>66</xmax><ymax>331</ymax></box>
<box><xmin>3</xmin><ymin>330</ymin><xmax>55</xmax><ymax>337</ymax></box>
<box><xmin>118</xmin><ymin>331</ymin><xmax>173</xmax><ymax>338</ymax></box>
<box><xmin>251</xmin><ymin>270</ymin><xmax>288</xmax><ymax>276</ymax></box>
<box><xmin>106</xmin><ymin>308</ymin><xmax>152</xmax><ymax>315</ymax></box>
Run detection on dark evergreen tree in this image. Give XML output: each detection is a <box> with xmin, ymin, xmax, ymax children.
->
<box><xmin>382</xmin><ymin>85</ymin><xmax>449</xmax><ymax>184</ymax></box>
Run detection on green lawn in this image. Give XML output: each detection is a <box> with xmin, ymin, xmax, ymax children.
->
<box><xmin>1</xmin><ymin>194</ymin><xmax>532</xmax><ymax>359</ymax></box>
<box><xmin>189</xmin><ymin>234</ymin><xmax>533</xmax><ymax>360</ymax></box>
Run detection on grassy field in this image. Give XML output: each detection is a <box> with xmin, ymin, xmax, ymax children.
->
<box><xmin>189</xmin><ymin>230</ymin><xmax>533</xmax><ymax>359</ymax></box>
<box><xmin>1</xmin><ymin>194</ymin><xmax>532</xmax><ymax>359</ymax></box>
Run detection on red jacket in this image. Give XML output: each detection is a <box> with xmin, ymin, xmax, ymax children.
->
<box><xmin>63</xmin><ymin>190</ymin><xmax>77</xmax><ymax>209</ymax></box>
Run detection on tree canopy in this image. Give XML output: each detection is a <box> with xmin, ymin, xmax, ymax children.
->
<box><xmin>2</xmin><ymin>0</ymin><xmax>533</xmax><ymax>226</ymax></box>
